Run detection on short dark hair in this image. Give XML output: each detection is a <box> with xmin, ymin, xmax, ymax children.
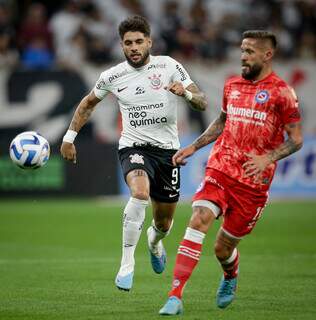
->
<box><xmin>242</xmin><ymin>30</ymin><xmax>277</xmax><ymax>49</ymax></box>
<box><xmin>118</xmin><ymin>15</ymin><xmax>151</xmax><ymax>40</ymax></box>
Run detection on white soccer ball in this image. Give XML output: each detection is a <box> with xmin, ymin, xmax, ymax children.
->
<box><xmin>9</xmin><ymin>131</ymin><xmax>50</xmax><ymax>169</ymax></box>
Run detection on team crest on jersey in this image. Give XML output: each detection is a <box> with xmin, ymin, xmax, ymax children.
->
<box><xmin>229</xmin><ymin>90</ymin><xmax>240</xmax><ymax>100</ymax></box>
<box><xmin>129</xmin><ymin>153</ymin><xmax>144</xmax><ymax>165</ymax></box>
<box><xmin>148</xmin><ymin>74</ymin><xmax>163</xmax><ymax>90</ymax></box>
<box><xmin>255</xmin><ymin>90</ymin><xmax>270</xmax><ymax>104</ymax></box>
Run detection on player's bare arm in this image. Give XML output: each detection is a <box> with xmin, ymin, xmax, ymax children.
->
<box><xmin>172</xmin><ymin>112</ymin><xmax>226</xmax><ymax>166</ymax></box>
<box><xmin>165</xmin><ymin>82</ymin><xmax>207</xmax><ymax>111</ymax></box>
<box><xmin>68</xmin><ymin>91</ymin><xmax>101</xmax><ymax>132</ymax></box>
<box><xmin>60</xmin><ymin>91</ymin><xmax>101</xmax><ymax>163</ymax></box>
<box><xmin>243</xmin><ymin>122</ymin><xmax>303</xmax><ymax>177</ymax></box>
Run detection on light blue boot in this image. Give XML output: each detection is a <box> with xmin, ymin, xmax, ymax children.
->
<box><xmin>115</xmin><ymin>272</ymin><xmax>134</xmax><ymax>291</ymax></box>
<box><xmin>159</xmin><ymin>296</ymin><xmax>183</xmax><ymax>315</ymax></box>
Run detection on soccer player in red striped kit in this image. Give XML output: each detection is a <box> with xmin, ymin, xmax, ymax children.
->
<box><xmin>159</xmin><ymin>30</ymin><xmax>303</xmax><ymax>315</ymax></box>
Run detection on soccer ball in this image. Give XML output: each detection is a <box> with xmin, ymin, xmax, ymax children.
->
<box><xmin>9</xmin><ymin>131</ymin><xmax>50</xmax><ymax>169</ymax></box>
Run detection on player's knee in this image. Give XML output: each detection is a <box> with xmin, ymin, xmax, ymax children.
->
<box><xmin>189</xmin><ymin>207</ymin><xmax>210</xmax><ymax>232</ymax></box>
<box><xmin>132</xmin><ymin>189</ymin><xmax>149</xmax><ymax>200</ymax></box>
<box><xmin>155</xmin><ymin>218</ymin><xmax>172</xmax><ymax>233</ymax></box>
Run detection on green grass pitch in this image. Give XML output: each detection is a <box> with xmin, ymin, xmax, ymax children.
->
<box><xmin>0</xmin><ymin>199</ymin><xmax>315</xmax><ymax>320</ymax></box>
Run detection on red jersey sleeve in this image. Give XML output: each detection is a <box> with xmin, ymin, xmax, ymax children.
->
<box><xmin>221</xmin><ymin>82</ymin><xmax>228</xmax><ymax>113</ymax></box>
<box><xmin>277</xmin><ymin>85</ymin><xmax>301</xmax><ymax>124</ymax></box>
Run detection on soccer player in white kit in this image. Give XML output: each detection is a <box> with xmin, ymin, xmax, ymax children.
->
<box><xmin>60</xmin><ymin>15</ymin><xmax>207</xmax><ymax>291</ymax></box>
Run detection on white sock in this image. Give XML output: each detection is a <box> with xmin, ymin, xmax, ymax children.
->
<box><xmin>119</xmin><ymin>197</ymin><xmax>148</xmax><ymax>276</ymax></box>
<box><xmin>184</xmin><ymin>227</ymin><xmax>205</xmax><ymax>244</ymax></box>
<box><xmin>147</xmin><ymin>220</ymin><xmax>173</xmax><ymax>256</ymax></box>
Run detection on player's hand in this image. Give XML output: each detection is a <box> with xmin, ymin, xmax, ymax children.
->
<box><xmin>60</xmin><ymin>142</ymin><xmax>77</xmax><ymax>164</ymax></box>
<box><xmin>172</xmin><ymin>145</ymin><xmax>196</xmax><ymax>166</ymax></box>
<box><xmin>242</xmin><ymin>153</ymin><xmax>271</xmax><ymax>177</ymax></box>
<box><xmin>165</xmin><ymin>81</ymin><xmax>185</xmax><ymax>96</ymax></box>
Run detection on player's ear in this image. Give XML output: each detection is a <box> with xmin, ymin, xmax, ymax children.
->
<box><xmin>264</xmin><ymin>48</ymin><xmax>274</xmax><ymax>62</ymax></box>
<box><xmin>147</xmin><ymin>37</ymin><xmax>153</xmax><ymax>49</ymax></box>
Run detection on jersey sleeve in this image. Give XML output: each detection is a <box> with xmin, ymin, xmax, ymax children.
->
<box><xmin>221</xmin><ymin>82</ymin><xmax>228</xmax><ymax>113</ymax></box>
<box><xmin>169</xmin><ymin>57</ymin><xmax>193</xmax><ymax>88</ymax></box>
<box><xmin>93</xmin><ymin>71</ymin><xmax>111</xmax><ymax>100</ymax></box>
<box><xmin>277</xmin><ymin>85</ymin><xmax>301</xmax><ymax>124</ymax></box>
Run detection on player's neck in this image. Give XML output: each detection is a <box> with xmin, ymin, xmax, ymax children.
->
<box><xmin>252</xmin><ymin>66</ymin><xmax>273</xmax><ymax>83</ymax></box>
<box><xmin>128</xmin><ymin>55</ymin><xmax>151</xmax><ymax>69</ymax></box>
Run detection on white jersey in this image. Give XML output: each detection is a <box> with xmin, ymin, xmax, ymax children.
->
<box><xmin>93</xmin><ymin>55</ymin><xmax>193</xmax><ymax>150</ymax></box>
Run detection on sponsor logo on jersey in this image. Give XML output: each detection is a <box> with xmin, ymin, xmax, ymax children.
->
<box><xmin>227</xmin><ymin>104</ymin><xmax>267</xmax><ymax>124</ymax></box>
<box><xmin>129</xmin><ymin>153</ymin><xmax>144</xmax><ymax>164</ymax></box>
<box><xmin>176</xmin><ymin>64</ymin><xmax>187</xmax><ymax>81</ymax></box>
<box><xmin>229</xmin><ymin>90</ymin><xmax>240</xmax><ymax>100</ymax></box>
<box><xmin>108</xmin><ymin>69</ymin><xmax>128</xmax><ymax>83</ymax></box>
<box><xmin>96</xmin><ymin>79</ymin><xmax>106</xmax><ymax>89</ymax></box>
<box><xmin>135</xmin><ymin>86</ymin><xmax>145</xmax><ymax>95</ymax></box>
<box><xmin>147</xmin><ymin>63</ymin><xmax>166</xmax><ymax>70</ymax></box>
<box><xmin>255</xmin><ymin>90</ymin><xmax>270</xmax><ymax>104</ymax></box>
<box><xmin>129</xmin><ymin>115</ymin><xmax>167</xmax><ymax>128</ymax></box>
<box><xmin>129</xmin><ymin>111</ymin><xmax>147</xmax><ymax>119</ymax></box>
<box><xmin>127</xmin><ymin>102</ymin><xmax>164</xmax><ymax>112</ymax></box>
<box><xmin>127</xmin><ymin>102</ymin><xmax>166</xmax><ymax>128</ymax></box>
<box><xmin>148</xmin><ymin>74</ymin><xmax>163</xmax><ymax>90</ymax></box>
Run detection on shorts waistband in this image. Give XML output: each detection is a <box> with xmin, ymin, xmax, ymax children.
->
<box><xmin>132</xmin><ymin>142</ymin><xmax>176</xmax><ymax>150</ymax></box>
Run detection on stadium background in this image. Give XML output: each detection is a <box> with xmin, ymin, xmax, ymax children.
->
<box><xmin>0</xmin><ymin>1</ymin><xmax>315</xmax><ymax>319</ymax></box>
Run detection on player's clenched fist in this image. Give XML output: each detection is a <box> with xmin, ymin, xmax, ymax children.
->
<box><xmin>60</xmin><ymin>142</ymin><xmax>77</xmax><ymax>164</ymax></box>
<box><xmin>165</xmin><ymin>81</ymin><xmax>186</xmax><ymax>96</ymax></box>
<box><xmin>172</xmin><ymin>145</ymin><xmax>196</xmax><ymax>166</ymax></box>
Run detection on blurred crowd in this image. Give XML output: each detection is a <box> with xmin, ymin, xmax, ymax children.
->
<box><xmin>0</xmin><ymin>0</ymin><xmax>316</xmax><ymax>70</ymax></box>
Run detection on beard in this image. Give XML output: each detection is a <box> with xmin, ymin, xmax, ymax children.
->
<box><xmin>125</xmin><ymin>50</ymin><xmax>150</xmax><ymax>68</ymax></box>
<box><xmin>242</xmin><ymin>63</ymin><xmax>262</xmax><ymax>80</ymax></box>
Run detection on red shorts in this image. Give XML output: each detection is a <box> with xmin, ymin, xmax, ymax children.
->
<box><xmin>193</xmin><ymin>168</ymin><xmax>268</xmax><ymax>238</ymax></box>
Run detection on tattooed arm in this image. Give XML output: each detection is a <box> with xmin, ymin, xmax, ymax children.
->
<box><xmin>69</xmin><ymin>91</ymin><xmax>101</xmax><ymax>132</ymax></box>
<box><xmin>268</xmin><ymin>122</ymin><xmax>303</xmax><ymax>162</ymax></box>
<box><xmin>184</xmin><ymin>83</ymin><xmax>207</xmax><ymax>111</ymax></box>
<box><xmin>192</xmin><ymin>111</ymin><xmax>227</xmax><ymax>150</ymax></box>
<box><xmin>60</xmin><ymin>91</ymin><xmax>101</xmax><ymax>163</ymax></box>
<box><xmin>172</xmin><ymin>111</ymin><xmax>226</xmax><ymax>166</ymax></box>
<box><xmin>243</xmin><ymin>122</ymin><xmax>303</xmax><ymax>177</ymax></box>
<box><xmin>165</xmin><ymin>82</ymin><xmax>207</xmax><ymax>111</ymax></box>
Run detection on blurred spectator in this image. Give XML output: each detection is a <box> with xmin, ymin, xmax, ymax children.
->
<box><xmin>95</xmin><ymin>0</ymin><xmax>146</xmax><ymax>27</ymax></box>
<box><xmin>0</xmin><ymin>29</ymin><xmax>18</xmax><ymax>69</ymax></box>
<box><xmin>0</xmin><ymin>3</ymin><xmax>14</xmax><ymax>33</ymax></box>
<box><xmin>199</xmin><ymin>25</ymin><xmax>228</xmax><ymax>62</ymax></box>
<box><xmin>2</xmin><ymin>0</ymin><xmax>316</xmax><ymax>66</ymax></box>
<box><xmin>271</xmin><ymin>22</ymin><xmax>295</xmax><ymax>59</ymax></box>
<box><xmin>95</xmin><ymin>0</ymin><xmax>148</xmax><ymax>60</ymax></box>
<box><xmin>49</xmin><ymin>0</ymin><xmax>83</xmax><ymax>66</ymax></box>
<box><xmin>18</xmin><ymin>3</ymin><xmax>53</xmax><ymax>52</ymax></box>
<box><xmin>56</xmin><ymin>28</ymin><xmax>87</xmax><ymax>70</ymax></box>
<box><xmin>159</xmin><ymin>1</ymin><xmax>183</xmax><ymax>56</ymax></box>
<box><xmin>280</xmin><ymin>1</ymin><xmax>303</xmax><ymax>57</ymax></box>
<box><xmin>81</xmin><ymin>1</ymin><xmax>113</xmax><ymax>65</ymax></box>
<box><xmin>21</xmin><ymin>36</ymin><xmax>54</xmax><ymax>69</ymax></box>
